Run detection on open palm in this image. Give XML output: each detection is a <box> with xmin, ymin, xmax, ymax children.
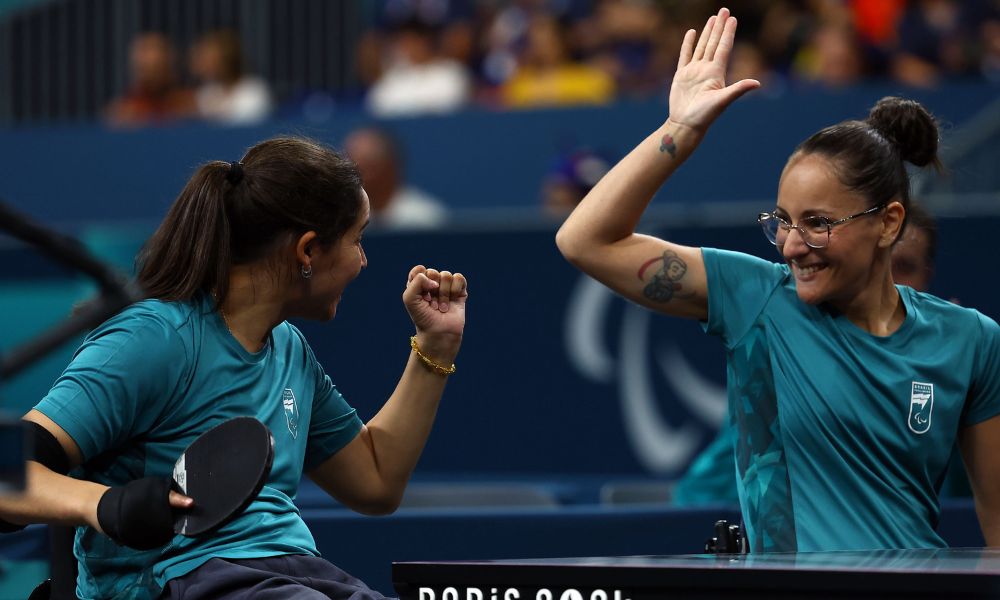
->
<box><xmin>668</xmin><ymin>8</ymin><xmax>759</xmax><ymax>133</ymax></box>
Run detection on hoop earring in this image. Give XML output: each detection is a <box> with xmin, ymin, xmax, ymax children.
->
<box><xmin>300</xmin><ymin>264</ymin><xmax>313</xmax><ymax>279</ymax></box>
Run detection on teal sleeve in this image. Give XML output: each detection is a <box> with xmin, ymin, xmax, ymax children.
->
<box><xmin>701</xmin><ymin>248</ymin><xmax>787</xmax><ymax>348</ymax></box>
<box><xmin>299</xmin><ymin>336</ymin><xmax>363</xmax><ymax>471</ymax></box>
<box><xmin>33</xmin><ymin>312</ymin><xmax>190</xmax><ymax>462</ymax></box>
<box><xmin>963</xmin><ymin>312</ymin><xmax>1000</xmax><ymax>426</ymax></box>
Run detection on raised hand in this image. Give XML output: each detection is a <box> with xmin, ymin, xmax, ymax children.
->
<box><xmin>402</xmin><ymin>265</ymin><xmax>467</xmax><ymax>340</ymax></box>
<box><xmin>668</xmin><ymin>7</ymin><xmax>759</xmax><ymax>134</ymax></box>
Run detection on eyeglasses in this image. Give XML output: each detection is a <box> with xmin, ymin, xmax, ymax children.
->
<box><xmin>757</xmin><ymin>204</ymin><xmax>886</xmax><ymax>249</ymax></box>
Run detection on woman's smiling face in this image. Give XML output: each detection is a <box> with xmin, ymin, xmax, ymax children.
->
<box><xmin>775</xmin><ymin>153</ymin><xmax>888</xmax><ymax>308</ymax></box>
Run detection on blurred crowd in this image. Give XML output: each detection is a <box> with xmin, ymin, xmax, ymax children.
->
<box><xmin>357</xmin><ymin>0</ymin><xmax>1000</xmax><ymax>117</ymax></box>
<box><xmin>99</xmin><ymin>0</ymin><xmax>998</xmax><ymax>227</ymax></box>
<box><xmin>105</xmin><ymin>0</ymin><xmax>1000</xmax><ymax>127</ymax></box>
<box><xmin>106</xmin><ymin>30</ymin><xmax>273</xmax><ymax>127</ymax></box>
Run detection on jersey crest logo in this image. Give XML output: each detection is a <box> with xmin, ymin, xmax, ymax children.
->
<box><xmin>282</xmin><ymin>388</ymin><xmax>299</xmax><ymax>439</ymax></box>
<box><xmin>908</xmin><ymin>382</ymin><xmax>934</xmax><ymax>435</ymax></box>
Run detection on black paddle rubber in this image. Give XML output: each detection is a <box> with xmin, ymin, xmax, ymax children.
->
<box><xmin>171</xmin><ymin>416</ymin><xmax>275</xmax><ymax>537</ymax></box>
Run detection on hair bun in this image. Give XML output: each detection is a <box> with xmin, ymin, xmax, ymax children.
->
<box><xmin>867</xmin><ymin>96</ymin><xmax>939</xmax><ymax>168</ymax></box>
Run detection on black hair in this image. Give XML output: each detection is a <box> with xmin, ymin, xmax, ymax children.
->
<box><xmin>136</xmin><ymin>136</ymin><xmax>362</xmax><ymax>306</ymax></box>
<box><xmin>793</xmin><ymin>96</ymin><xmax>941</xmax><ymax>241</ymax></box>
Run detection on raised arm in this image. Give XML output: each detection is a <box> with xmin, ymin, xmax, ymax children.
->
<box><xmin>307</xmin><ymin>266</ymin><xmax>466</xmax><ymax>515</ymax></box>
<box><xmin>555</xmin><ymin>7</ymin><xmax>759</xmax><ymax>321</ymax></box>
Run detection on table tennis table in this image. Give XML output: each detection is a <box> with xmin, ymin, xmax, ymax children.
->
<box><xmin>393</xmin><ymin>548</ymin><xmax>1000</xmax><ymax>599</ymax></box>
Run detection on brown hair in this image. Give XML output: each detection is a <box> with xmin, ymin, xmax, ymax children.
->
<box><xmin>136</xmin><ymin>136</ymin><xmax>362</xmax><ymax>306</ymax></box>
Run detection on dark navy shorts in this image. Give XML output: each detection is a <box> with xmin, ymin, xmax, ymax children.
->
<box><xmin>161</xmin><ymin>554</ymin><xmax>393</xmax><ymax>599</ymax></box>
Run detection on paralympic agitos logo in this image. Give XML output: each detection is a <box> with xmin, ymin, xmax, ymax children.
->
<box><xmin>562</xmin><ymin>274</ymin><xmax>727</xmax><ymax>474</ymax></box>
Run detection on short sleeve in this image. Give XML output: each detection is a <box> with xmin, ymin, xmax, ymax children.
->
<box><xmin>33</xmin><ymin>310</ymin><xmax>190</xmax><ymax>461</ymax></box>
<box><xmin>701</xmin><ymin>248</ymin><xmax>787</xmax><ymax>348</ymax></box>
<box><xmin>301</xmin><ymin>338</ymin><xmax>363</xmax><ymax>471</ymax></box>
<box><xmin>963</xmin><ymin>312</ymin><xmax>1000</xmax><ymax>426</ymax></box>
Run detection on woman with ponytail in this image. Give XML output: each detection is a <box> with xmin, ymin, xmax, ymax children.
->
<box><xmin>1</xmin><ymin>136</ymin><xmax>467</xmax><ymax>598</ymax></box>
<box><xmin>557</xmin><ymin>8</ymin><xmax>1000</xmax><ymax>552</ymax></box>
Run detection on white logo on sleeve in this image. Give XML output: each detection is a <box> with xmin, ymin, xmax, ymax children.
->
<box><xmin>282</xmin><ymin>388</ymin><xmax>300</xmax><ymax>438</ymax></box>
<box><xmin>908</xmin><ymin>382</ymin><xmax>934</xmax><ymax>435</ymax></box>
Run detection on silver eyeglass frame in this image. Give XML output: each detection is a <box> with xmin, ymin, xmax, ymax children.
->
<box><xmin>757</xmin><ymin>204</ymin><xmax>887</xmax><ymax>249</ymax></box>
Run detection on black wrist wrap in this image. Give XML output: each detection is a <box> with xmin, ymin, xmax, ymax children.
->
<box><xmin>97</xmin><ymin>477</ymin><xmax>175</xmax><ymax>550</ymax></box>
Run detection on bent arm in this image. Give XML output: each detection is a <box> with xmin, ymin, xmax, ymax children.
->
<box><xmin>308</xmin><ymin>268</ymin><xmax>466</xmax><ymax>515</ymax></box>
<box><xmin>960</xmin><ymin>414</ymin><xmax>1000</xmax><ymax>546</ymax></box>
<box><xmin>307</xmin><ymin>334</ymin><xmax>457</xmax><ymax>515</ymax></box>
<box><xmin>556</xmin><ymin>122</ymin><xmax>710</xmax><ymax>320</ymax></box>
<box><xmin>556</xmin><ymin>8</ymin><xmax>758</xmax><ymax>322</ymax></box>
<box><xmin>0</xmin><ymin>410</ymin><xmax>107</xmax><ymax>530</ymax></box>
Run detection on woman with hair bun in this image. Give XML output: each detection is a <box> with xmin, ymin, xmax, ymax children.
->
<box><xmin>557</xmin><ymin>7</ymin><xmax>1000</xmax><ymax>553</ymax></box>
<box><xmin>0</xmin><ymin>136</ymin><xmax>466</xmax><ymax>598</ymax></box>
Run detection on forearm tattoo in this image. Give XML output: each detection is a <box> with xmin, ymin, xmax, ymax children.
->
<box><xmin>638</xmin><ymin>250</ymin><xmax>693</xmax><ymax>303</ymax></box>
<box><xmin>659</xmin><ymin>133</ymin><xmax>677</xmax><ymax>157</ymax></box>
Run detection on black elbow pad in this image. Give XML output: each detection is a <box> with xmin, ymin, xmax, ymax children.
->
<box><xmin>1</xmin><ymin>421</ymin><xmax>70</xmax><ymax>534</ymax></box>
<box><xmin>26</xmin><ymin>421</ymin><xmax>71</xmax><ymax>475</ymax></box>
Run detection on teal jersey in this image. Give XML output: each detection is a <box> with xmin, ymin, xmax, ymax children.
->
<box><xmin>701</xmin><ymin>248</ymin><xmax>1000</xmax><ymax>553</ymax></box>
<box><xmin>671</xmin><ymin>422</ymin><xmax>740</xmax><ymax>507</ymax></box>
<box><xmin>35</xmin><ymin>295</ymin><xmax>363</xmax><ymax>599</ymax></box>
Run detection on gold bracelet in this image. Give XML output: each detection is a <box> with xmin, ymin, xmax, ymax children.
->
<box><xmin>410</xmin><ymin>336</ymin><xmax>456</xmax><ymax>376</ymax></box>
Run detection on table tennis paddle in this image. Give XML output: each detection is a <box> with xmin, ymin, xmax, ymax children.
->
<box><xmin>171</xmin><ymin>416</ymin><xmax>274</xmax><ymax>537</ymax></box>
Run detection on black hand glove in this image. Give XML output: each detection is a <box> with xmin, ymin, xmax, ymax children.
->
<box><xmin>97</xmin><ymin>476</ymin><xmax>175</xmax><ymax>550</ymax></box>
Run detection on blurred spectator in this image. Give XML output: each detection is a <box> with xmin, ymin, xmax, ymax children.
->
<box><xmin>478</xmin><ymin>0</ymin><xmax>592</xmax><ymax>86</ymax></box>
<box><xmin>892</xmin><ymin>202</ymin><xmax>937</xmax><ymax>292</ymax></box>
<box><xmin>501</xmin><ymin>15</ymin><xmax>615</xmax><ymax>108</ymax></box>
<box><xmin>983</xmin><ymin>16</ymin><xmax>1000</xmax><ymax>83</ymax></box>
<box><xmin>793</xmin><ymin>22</ymin><xmax>867</xmax><ymax>87</ymax></box>
<box><xmin>344</xmin><ymin>127</ymin><xmax>448</xmax><ymax>229</ymax></box>
<box><xmin>541</xmin><ymin>147</ymin><xmax>612</xmax><ymax>219</ymax></box>
<box><xmin>728</xmin><ymin>41</ymin><xmax>783</xmax><ymax>93</ymax></box>
<box><xmin>352</xmin><ymin>0</ymin><xmax>999</xmax><ymax>109</ymax></box>
<box><xmin>576</xmin><ymin>0</ymin><xmax>679</xmax><ymax>98</ymax></box>
<box><xmin>189</xmin><ymin>30</ymin><xmax>273</xmax><ymax>125</ymax></box>
<box><xmin>849</xmin><ymin>0</ymin><xmax>907</xmax><ymax>46</ymax></box>
<box><xmin>756</xmin><ymin>1</ymin><xmax>816</xmax><ymax>75</ymax></box>
<box><xmin>478</xmin><ymin>2</ymin><xmax>532</xmax><ymax>88</ymax></box>
<box><xmin>892</xmin><ymin>0</ymin><xmax>985</xmax><ymax>87</ymax></box>
<box><xmin>365</xmin><ymin>19</ymin><xmax>472</xmax><ymax>117</ymax></box>
<box><xmin>357</xmin><ymin>0</ymin><xmax>478</xmax><ymax>87</ymax></box>
<box><xmin>105</xmin><ymin>32</ymin><xmax>195</xmax><ymax>127</ymax></box>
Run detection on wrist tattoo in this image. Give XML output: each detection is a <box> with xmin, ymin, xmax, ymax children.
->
<box><xmin>638</xmin><ymin>250</ymin><xmax>692</xmax><ymax>303</ymax></box>
<box><xmin>659</xmin><ymin>133</ymin><xmax>677</xmax><ymax>157</ymax></box>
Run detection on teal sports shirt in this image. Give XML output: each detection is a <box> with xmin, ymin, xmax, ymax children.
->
<box><xmin>35</xmin><ymin>295</ymin><xmax>363</xmax><ymax>599</ymax></box>
<box><xmin>702</xmin><ymin>248</ymin><xmax>1000</xmax><ymax>553</ymax></box>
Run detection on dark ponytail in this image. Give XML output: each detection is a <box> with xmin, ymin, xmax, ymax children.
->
<box><xmin>136</xmin><ymin>137</ymin><xmax>362</xmax><ymax>306</ymax></box>
<box><xmin>792</xmin><ymin>96</ymin><xmax>941</xmax><ymax>238</ymax></box>
<box><xmin>137</xmin><ymin>162</ymin><xmax>233</xmax><ymax>303</ymax></box>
